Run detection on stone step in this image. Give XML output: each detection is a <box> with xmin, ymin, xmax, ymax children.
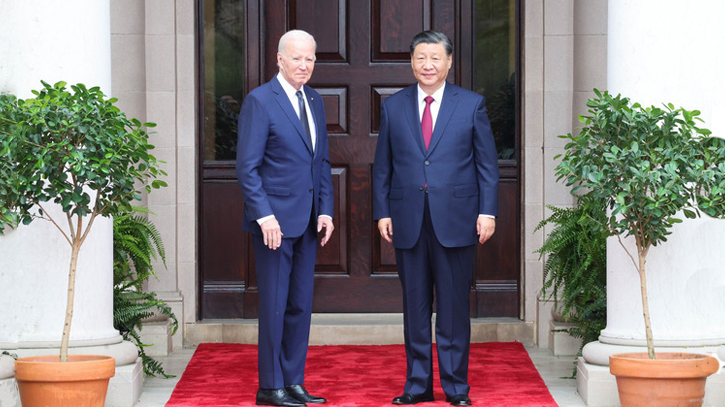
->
<box><xmin>185</xmin><ymin>314</ymin><xmax>534</xmax><ymax>346</ymax></box>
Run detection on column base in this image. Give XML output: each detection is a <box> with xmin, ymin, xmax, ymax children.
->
<box><xmin>549</xmin><ymin>319</ymin><xmax>582</xmax><ymax>356</ymax></box>
<box><xmin>107</xmin><ymin>357</ymin><xmax>143</xmax><ymax>407</ymax></box>
<box><xmin>0</xmin><ymin>354</ymin><xmax>20</xmax><ymax>407</ymax></box>
<box><xmin>156</xmin><ymin>290</ymin><xmax>184</xmax><ymax>350</ymax></box>
<box><xmin>139</xmin><ymin>317</ymin><xmax>173</xmax><ymax>357</ymax></box>
<box><xmin>576</xmin><ymin>356</ymin><xmax>619</xmax><ymax>407</ymax></box>
<box><xmin>577</xmin><ymin>341</ymin><xmax>725</xmax><ymax>406</ymax></box>
<box><xmin>536</xmin><ymin>293</ymin><xmax>555</xmax><ymax>348</ymax></box>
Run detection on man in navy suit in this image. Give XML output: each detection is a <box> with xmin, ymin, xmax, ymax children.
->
<box><xmin>373</xmin><ymin>30</ymin><xmax>499</xmax><ymax>406</ymax></box>
<box><xmin>237</xmin><ymin>30</ymin><xmax>334</xmax><ymax>407</ymax></box>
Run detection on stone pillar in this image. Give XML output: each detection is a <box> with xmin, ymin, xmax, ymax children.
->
<box><xmin>0</xmin><ymin>1</ymin><xmax>141</xmax><ymax>406</ymax></box>
<box><xmin>577</xmin><ymin>1</ymin><xmax>725</xmax><ymax>405</ymax></box>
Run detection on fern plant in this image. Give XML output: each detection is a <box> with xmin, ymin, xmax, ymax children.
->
<box><xmin>535</xmin><ymin>194</ymin><xmax>608</xmax><ymax>373</ymax></box>
<box><xmin>113</xmin><ymin>206</ymin><xmax>178</xmax><ymax>378</ymax></box>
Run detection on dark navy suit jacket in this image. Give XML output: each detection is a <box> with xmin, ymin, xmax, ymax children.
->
<box><xmin>236</xmin><ymin>76</ymin><xmax>334</xmax><ymax>237</ymax></box>
<box><xmin>373</xmin><ymin>82</ymin><xmax>499</xmax><ymax>249</ymax></box>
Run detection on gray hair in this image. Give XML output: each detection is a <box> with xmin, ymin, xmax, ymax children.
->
<box><xmin>409</xmin><ymin>30</ymin><xmax>453</xmax><ymax>56</ymax></box>
<box><xmin>278</xmin><ymin>30</ymin><xmax>317</xmax><ymax>54</ymax></box>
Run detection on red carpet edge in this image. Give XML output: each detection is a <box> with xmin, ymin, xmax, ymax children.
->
<box><xmin>166</xmin><ymin>342</ymin><xmax>558</xmax><ymax>407</ymax></box>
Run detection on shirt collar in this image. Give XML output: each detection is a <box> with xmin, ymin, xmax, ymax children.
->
<box><xmin>417</xmin><ymin>82</ymin><xmax>446</xmax><ymax>105</ymax></box>
<box><xmin>276</xmin><ymin>72</ymin><xmax>304</xmax><ymax>98</ymax></box>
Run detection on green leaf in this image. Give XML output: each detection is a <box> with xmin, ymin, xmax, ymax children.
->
<box><xmin>0</xmin><ymin>80</ymin><xmax>167</xmax><ymax>244</ymax></box>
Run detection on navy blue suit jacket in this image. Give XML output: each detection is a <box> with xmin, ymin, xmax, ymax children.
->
<box><xmin>236</xmin><ymin>76</ymin><xmax>334</xmax><ymax>237</ymax></box>
<box><xmin>373</xmin><ymin>82</ymin><xmax>499</xmax><ymax>249</ymax></box>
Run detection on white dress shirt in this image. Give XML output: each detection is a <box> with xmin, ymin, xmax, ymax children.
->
<box><xmin>277</xmin><ymin>72</ymin><xmax>316</xmax><ymax>150</ymax></box>
<box><xmin>417</xmin><ymin>83</ymin><xmax>446</xmax><ymax>130</ymax></box>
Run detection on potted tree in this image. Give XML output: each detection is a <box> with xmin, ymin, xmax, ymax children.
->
<box><xmin>0</xmin><ymin>81</ymin><xmax>166</xmax><ymax>406</ymax></box>
<box><xmin>555</xmin><ymin>89</ymin><xmax>723</xmax><ymax>407</ymax></box>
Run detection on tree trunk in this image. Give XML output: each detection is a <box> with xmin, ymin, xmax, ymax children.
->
<box><xmin>638</xmin><ymin>252</ymin><xmax>656</xmax><ymax>359</ymax></box>
<box><xmin>60</xmin><ymin>240</ymin><xmax>82</xmax><ymax>362</ymax></box>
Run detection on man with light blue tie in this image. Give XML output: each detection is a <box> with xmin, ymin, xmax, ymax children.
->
<box><xmin>373</xmin><ymin>30</ymin><xmax>499</xmax><ymax>406</ymax></box>
<box><xmin>236</xmin><ymin>29</ymin><xmax>334</xmax><ymax>407</ymax></box>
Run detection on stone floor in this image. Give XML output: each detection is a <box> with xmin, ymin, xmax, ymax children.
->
<box><xmin>133</xmin><ymin>345</ymin><xmax>587</xmax><ymax>406</ymax></box>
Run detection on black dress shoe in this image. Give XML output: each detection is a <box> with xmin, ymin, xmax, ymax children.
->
<box><xmin>446</xmin><ymin>394</ymin><xmax>471</xmax><ymax>406</ymax></box>
<box><xmin>256</xmin><ymin>388</ymin><xmax>306</xmax><ymax>406</ymax></box>
<box><xmin>392</xmin><ymin>393</ymin><xmax>435</xmax><ymax>405</ymax></box>
<box><xmin>285</xmin><ymin>384</ymin><xmax>326</xmax><ymax>404</ymax></box>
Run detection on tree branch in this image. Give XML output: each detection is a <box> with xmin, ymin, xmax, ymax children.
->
<box><xmin>35</xmin><ymin>202</ymin><xmax>72</xmax><ymax>246</ymax></box>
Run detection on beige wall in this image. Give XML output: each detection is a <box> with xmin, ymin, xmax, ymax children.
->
<box><xmin>111</xmin><ymin>0</ymin><xmax>197</xmax><ymax>349</ymax></box>
<box><xmin>109</xmin><ymin>0</ymin><xmax>608</xmax><ymax>347</ymax></box>
<box><xmin>524</xmin><ymin>0</ymin><xmax>608</xmax><ymax>344</ymax></box>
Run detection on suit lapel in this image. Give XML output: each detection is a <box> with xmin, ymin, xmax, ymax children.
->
<box><xmin>402</xmin><ymin>85</ymin><xmax>427</xmax><ymax>155</ymax></box>
<box><xmin>271</xmin><ymin>77</ymin><xmax>314</xmax><ymax>155</ymax></box>
<box><xmin>427</xmin><ymin>83</ymin><xmax>459</xmax><ymax>155</ymax></box>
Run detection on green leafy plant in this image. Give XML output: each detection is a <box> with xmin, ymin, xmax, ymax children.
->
<box><xmin>0</xmin><ymin>81</ymin><xmax>167</xmax><ymax>362</ymax></box>
<box><xmin>113</xmin><ymin>206</ymin><xmax>177</xmax><ymax>378</ymax></box>
<box><xmin>535</xmin><ymin>194</ymin><xmax>608</xmax><ymax>374</ymax></box>
<box><xmin>555</xmin><ymin>89</ymin><xmax>725</xmax><ymax>359</ymax></box>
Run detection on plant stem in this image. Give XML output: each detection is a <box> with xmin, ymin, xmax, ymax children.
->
<box><xmin>60</xmin><ymin>240</ymin><xmax>82</xmax><ymax>362</ymax></box>
<box><xmin>638</xmin><ymin>252</ymin><xmax>656</xmax><ymax>359</ymax></box>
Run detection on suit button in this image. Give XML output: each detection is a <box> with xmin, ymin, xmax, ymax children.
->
<box><xmin>424</xmin><ymin>189</ymin><xmax>429</xmax><ymax>194</ymax></box>
<box><xmin>419</xmin><ymin>186</ymin><xmax>424</xmax><ymax>191</ymax></box>
<box><xmin>309</xmin><ymin>189</ymin><xmax>314</xmax><ymax>193</ymax></box>
<box><xmin>425</xmin><ymin>160</ymin><xmax>430</xmax><ymax>166</ymax></box>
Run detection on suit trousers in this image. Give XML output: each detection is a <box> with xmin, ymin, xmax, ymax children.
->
<box><xmin>252</xmin><ymin>213</ymin><xmax>317</xmax><ymax>389</ymax></box>
<box><xmin>395</xmin><ymin>196</ymin><xmax>475</xmax><ymax>397</ymax></box>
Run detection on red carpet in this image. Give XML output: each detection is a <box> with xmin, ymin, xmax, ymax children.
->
<box><xmin>166</xmin><ymin>342</ymin><xmax>558</xmax><ymax>407</ymax></box>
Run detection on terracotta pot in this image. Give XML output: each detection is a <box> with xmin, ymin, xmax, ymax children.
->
<box><xmin>609</xmin><ymin>352</ymin><xmax>719</xmax><ymax>407</ymax></box>
<box><xmin>15</xmin><ymin>354</ymin><xmax>115</xmax><ymax>407</ymax></box>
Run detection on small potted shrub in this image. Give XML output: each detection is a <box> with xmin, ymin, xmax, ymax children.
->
<box><xmin>0</xmin><ymin>81</ymin><xmax>166</xmax><ymax>406</ymax></box>
<box><xmin>555</xmin><ymin>89</ymin><xmax>723</xmax><ymax>406</ymax></box>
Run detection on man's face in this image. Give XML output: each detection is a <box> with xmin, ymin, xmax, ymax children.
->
<box><xmin>277</xmin><ymin>37</ymin><xmax>316</xmax><ymax>90</ymax></box>
<box><xmin>411</xmin><ymin>42</ymin><xmax>452</xmax><ymax>95</ymax></box>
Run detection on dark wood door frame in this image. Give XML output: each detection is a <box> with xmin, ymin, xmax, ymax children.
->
<box><xmin>196</xmin><ymin>0</ymin><xmax>522</xmax><ymax>320</ymax></box>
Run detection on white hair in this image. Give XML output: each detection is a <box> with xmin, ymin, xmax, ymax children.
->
<box><xmin>278</xmin><ymin>30</ymin><xmax>317</xmax><ymax>55</ymax></box>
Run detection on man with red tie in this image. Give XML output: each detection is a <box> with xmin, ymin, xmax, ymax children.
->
<box><xmin>372</xmin><ymin>30</ymin><xmax>499</xmax><ymax>406</ymax></box>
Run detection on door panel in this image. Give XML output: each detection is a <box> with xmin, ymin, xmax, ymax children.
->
<box><xmin>198</xmin><ymin>0</ymin><xmax>521</xmax><ymax>319</ymax></box>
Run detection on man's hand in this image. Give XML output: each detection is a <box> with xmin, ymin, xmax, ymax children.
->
<box><xmin>261</xmin><ymin>217</ymin><xmax>283</xmax><ymax>250</ymax></box>
<box><xmin>317</xmin><ymin>216</ymin><xmax>335</xmax><ymax>246</ymax></box>
<box><xmin>477</xmin><ymin>217</ymin><xmax>495</xmax><ymax>244</ymax></box>
<box><xmin>378</xmin><ymin>218</ymin><xmax>393</xmax><ymax>243</ymax></box>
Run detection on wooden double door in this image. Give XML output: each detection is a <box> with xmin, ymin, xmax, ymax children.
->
<box><xmin>199</xmin><ymin>0</ymin><xmax>520</xmax><ymax>319</ymax></box>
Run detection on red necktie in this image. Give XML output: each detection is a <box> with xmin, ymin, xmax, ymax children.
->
<box><xmin>421</xmin><ymin>96</ymin><xmax>434</xmax><ymax>150</ymax></box>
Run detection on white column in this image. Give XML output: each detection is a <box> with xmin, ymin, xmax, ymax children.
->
<box><xmin>0</xmin><ymin>1</ymin><xmax>113</xmax><ymax>97</ymax></box>
<box><xmin>0</xmin><ymin>205</ymin><xmax>120</xmax><ymax>347</ymax></box>
<box><xmin>588</xmin><ymin>0</ymin><xmax>725</xmax><ymax>358</ymax></box>
<box><xmin>598</xmin><ymin>219</ymin><xmax>725</xmax><ymax>349</ymax></box>
<box><xmin>0</xmin><ymin>0</ymin><xmax>122</xmax><ymax>349</ymax></box>
<box><xmin>578</xmin><ymin>1</ymin><xmax>725</xmax><ymax>405</ymax></box>
<box><xmin>0</xmin><ymin>2</ymin><xmax>142</xmax><ymax>405</ymax></box>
